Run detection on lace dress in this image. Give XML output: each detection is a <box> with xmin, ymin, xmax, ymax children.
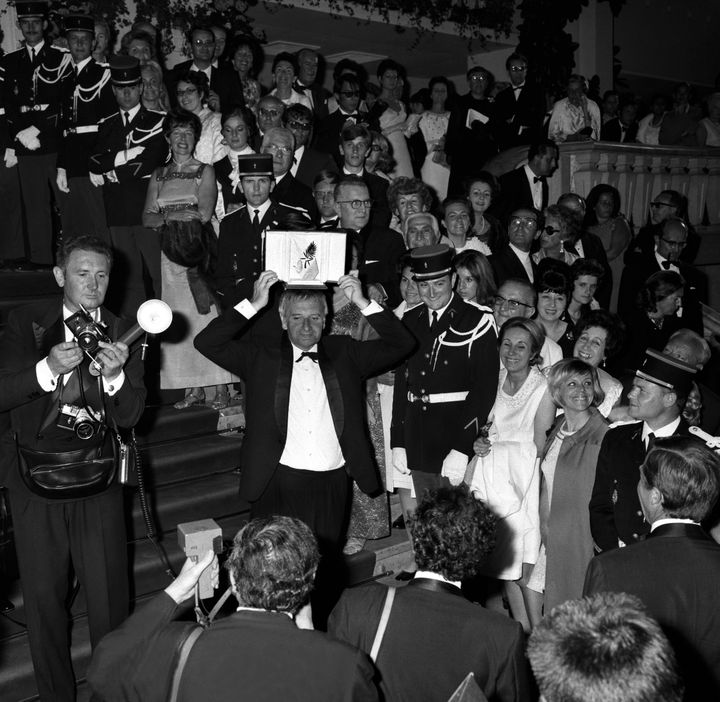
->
<box><xmin>469</xmin><ymin>366</ymin><xmax>547</xmax><ymax>580</ymax></box>
<box><xmin>419</xmin><ymin>111</ymin><xmax>450</xmax><ymax>200</ymax></box>
<box><xmin>155</xmin><ymin>164</ymin><xmax>235</xmax><ymax>390</ymax></box>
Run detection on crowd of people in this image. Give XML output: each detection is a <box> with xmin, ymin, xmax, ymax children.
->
<box><xmin>3</xmin><ymin>2</ymin><xmax>720</xmax><ymax>701</ymax></box>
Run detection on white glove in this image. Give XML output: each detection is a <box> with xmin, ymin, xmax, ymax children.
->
<box><xmin>16</xmin><ymin>125</ymin><xmax>41</xmax><ymax>150</ymax></box>
<box><xmin>105</xmin><ymin>169</ymin><xmax>118</xmax><ymax>183</ymax></box>
<box><xmin>56</xmin><ymin>167</ymin><xmax>69</xmax><ymax>193</ymax></box>
<box><xmin>89</xmin><ymin>172</ymin><xmax>105</xmax><ymax>187</ymax></box>
<box><xmin>392</xmin><ymin>447</ymin><xmax>409</xmax><ymax>475</ymax></box>
<box><xmin>113</xmin><ymin>145</ymin><xmax>145</xmax><ymax>167</ymax></box>
<box><xmin>440</xmin><ymin>449</ymin><xmax>469</xmax><ymax>486</ymax></box>
<box><xmin>4</xmin><ymin>148</ymin><xmax>17</xmax><ymax>168</ymax></box>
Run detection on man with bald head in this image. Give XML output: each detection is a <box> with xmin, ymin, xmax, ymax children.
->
<box><xmin>489</xmin><ymin>207</ymin><xmax>539</xmax><ymax>286</ymax></box>
<box><xmin>619</xmin><ymin>217</ymin><xmax>706</xmax><ymax>329</ymax></box>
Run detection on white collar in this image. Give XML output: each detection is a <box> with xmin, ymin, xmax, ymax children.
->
<box><xmin>414</xmin><ymin>570</ymin><xmax>461</xmax><ymax>588</ymax></box>
<box><xmin>191</xmin><ymin>62</ymin><xmax>213</xmax><ymax>74</ymax></box>
<box><xmin>235</xmin><ymin>605</ymin><xmax>293</xmax><ymax>619</ymax></box>
<box><xmin>524</xmin><ymin>163</ymin><xmax>541</xmax><ymax>184</ymax></box>
<box><xmin>343</xmin><ymin>166</ymin><xmax>364</xmax><ymax>176</ymax></box>
<box><xmin>650</xmin><ymin>517</ymin><xmax>699</xmax><ymax>532</ymax></box>
<box><xmin>73</xmin><ymin>56</ymin><xmax>93</xmax><ymax>73</ymax></box>
<box><xmin>122</xmin><ymin>103</ymin><xmax>142</xmax><ymax>122</ymax></box>
<box><xmin>654</xmin><ymin>248</ymin><xmax>678</xmax><ymax>271</ymax></box>
<box><xmin>509</xmin><ymin>242</ymin><xmax>531</xmax><ymax>259</ymax></box>
<box><xmin>63</xmin><ymin>304</ymin><xmax>100</xmax><ymax>323</ymax></box>
<box><xmin>291</xmin><ymin>342</ymin><xmax>319</xmax><ymax>361</ymax></box>
<box><xmin>512</xmin><ymin>83</ymin><xmax>525</xmax><ymax>91</ymax></box>
<box><xmin>27</xmin><ymin>40</ymin><xmax>45</xmax><ymax>56</ymax></box>
<box><xmin>426</xmin><ymin>295</ymin><xmax>453</xmax><ymax>324</ymax></box>
<box><xmin>247</xmin><ymin>199</ymin><xmax>272</xmax><ymax>222</ymax></box>
<box><xmin>642</xmin><ymin>416</ymin><xmax>681</xmax><ymax>442</ymax></box>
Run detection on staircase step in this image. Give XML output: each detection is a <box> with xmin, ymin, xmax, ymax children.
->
<box><xmin>138</xmin><ymin>433</ymin><xmax>244</xmax><ymax>487</ymax></box>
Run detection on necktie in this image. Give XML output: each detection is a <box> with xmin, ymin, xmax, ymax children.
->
<box><xmin>252</xmin><ymin>209</ymin><xmax>261</xmax><ymax>234</ymax></box>
<box><xmin>661</xmin><ymin>260</ymin><xmax>672</xmax><ymax>270</ymax></box>
<box><xmin>430</xmin><ymin>310</ymin><xmax>439</xmax><ymax>333</ymax></box>
<box><xmin>124</xmin><ymin>111</ymin><xmax>131</xmax><ymax>128</ymax></box>
<box><xmin>296</xmin><ymin>351</ymin><xmax>319</xmax><ymax>363</ymax></box>
<box><xmin>533</xmin><ymin>176</ymin><xmax>545</xmax><ymax>184</ymax></box>
<box><xmin>30</xmin><ymin>47</ymin><xmax>36</xmax><ymax>64</ymax></box>
<box><xmin>646</xmin><ymin>432</ymin><xmax>656</xmax><ymax>451</ymax></box>
<box><xmin>73</xmin><ymin>64</ymin><xmax>79</xmax><ymax>81</ymax></box>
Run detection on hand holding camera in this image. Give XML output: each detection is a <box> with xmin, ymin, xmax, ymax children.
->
<box><xmin>92</xmin><ymin>340</ymin><xmax>129</xmax><ymax>382</ymax></box>
<box><xmin>47</xmin><ymin>341</ymin><xmax>84</xmax><ymax>377</ymax></box>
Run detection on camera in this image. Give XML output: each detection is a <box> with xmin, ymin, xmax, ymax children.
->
<box><xmin>64</xmin><ymin>305</ymin><xmax>111</xmax><ymax>361</ymax></box>
<box><xmin>57</xmin><ymin>404</ymin><xmax>102</xmax><ymax>440</ymax></box>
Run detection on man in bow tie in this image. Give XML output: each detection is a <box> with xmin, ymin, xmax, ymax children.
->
<box><xmin>195</xmin><ymin>270</ymin><xmax>414</xmax><ymax>621</ymax></box>
<box><xmin>313</xmin><ymin>72</ymin><xmax>367</xmax><ymax>159</ymax></box>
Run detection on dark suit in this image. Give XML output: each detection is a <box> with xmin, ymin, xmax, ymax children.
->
<box><xmin>359</xmin><ymin>169</ymin><xmax>391</xmax><ymax>230</ymax></box>
<box><xmin>271</xmin><ymin>171</ymin><xmax>316</xmax><ymax>218</ymax></box>
<box><xmin>195</xmin><ymin>302</ymin><xmax>414</xmax><ymax>504</ymax></box>
<box><xmin>493</xmin><ymin>82</ymin><xmax>545</xmax><ymax>149</ymax></box>
<box><xmin>356</xmin><ymin>225</ymin><xmax>407</xmax><ymax>308</ymax></box>
<box><xmin>584</xmin><ymin>523</ymin><xmax>720</xmax><ymax>701</ymax></box>
<box><xmin>588</xmin><ymin>419</ymin><xmax>691</xmax><ymax>552</ymax></box>
<box><xmin>313</xmin><ymin>110</ymin><xmax>368</xmax><ymax>160</ymax></box>
<box><xmin>88</xmin><ymin>591</ymin><xmax>378</xmax><ymax>702</ymax></box>
<box><xmin>90</xmin><ymin>107</ymin><xmax>168</xmax><ymax>316</ymax></box>
<box><xmin>600</xmin><ymin>118</ymin><xmax>638</xmax><ymax>143</ymax></box>
<box><xmin>329</xmin><ymin>578</ymin><xmax>530</xmax><ymax>702</ymax></box>
<box><xmin>489</xmin><ymin>245</ymin><xmax>538</xmax><ymax>286</ymax></box>
<box><xmin>618</xmin><ymin>250</ymin><xmax>706</xmax><ymax>332</ymax></box>
<box><xmin>294</xmin><ymin>80</ymin><xmax>331</xmax><ymax>120</ymax></box>
<box><xmin>495</xmin><ymin>166</ymin><xmax>548</xmax><ymax>223</ymax></box>
<box><xmin>0</xmin><ymin>300</ymin><xmax>146</xmax><ymax>702</ymax></box>
<box><xmin>392</xmin><ymin>295</ymin><xmax>498</xmax><ymax>474</ymax></box>
<box><xmin>294</xmin><ymin>145</ymin><xmax>337</xmax><ymax>189</ymax></box>
<box><xmin>168</xmin><ymin>61</ymin><xmax>244</xmax><ymax>112</ymax></box>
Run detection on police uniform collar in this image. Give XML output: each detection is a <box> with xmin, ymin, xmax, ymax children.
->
<box><xmin>73</xmin><ymin>55</ymin><xmax>92</xmax><ymax>73</ymax></box>
<box><xmin>27</xmin><ymin>39</ymin><xmax>46</xmax><ymax>56</ymax></box>
<box><xmin>123</xmin><ymin>103</ymin><xmax>142</xmax><ymax>123</ymax></box>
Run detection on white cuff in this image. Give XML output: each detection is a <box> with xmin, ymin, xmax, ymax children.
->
<box><xmin>360</xmin><ymin>300</ymin><xmax>383</xmax><ymax>317</ymax></box>
<box><xmin>35</xmin><ymin>358</ymin><xmax>58</xmax><ymax>392</ymax></box>
<box><xmin>102</xmin><ymin>370</ymin><xmax>125</xmax><ymax>396</ymax></box>
<box><xmin>234</xmin><ymin>299</ymin><xmax>257</xmax><ymax>319</ymax></box>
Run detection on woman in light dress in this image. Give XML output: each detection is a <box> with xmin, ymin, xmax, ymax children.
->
<box><xmin>418</xmin><ymin>76</ymin><xmax>452</xmax><ymax>200</ymax></box>
<box><xmin>269</xmin><ymin>52</ymin><xmax>311</xmax><ymax>110</ymax></box>
<box><xmin>174</xmin><ymin>71</ymin><xmax>224</xmax><ymax>166</ymax></box>
<box><xmin>442</xmin><ymin>198</ymin><xmax>491</xmax><ymax>256</ymax></box>
<box><xmin>468</xmin><ymin>318</ymin><xmax>556</xmax><ymax>632</ymax></box>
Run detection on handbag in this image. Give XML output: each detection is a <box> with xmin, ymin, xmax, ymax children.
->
<box><xmin>17</xmin><ymin>430</ymin><xmax>118</xmax><ymax>499</ymax></box>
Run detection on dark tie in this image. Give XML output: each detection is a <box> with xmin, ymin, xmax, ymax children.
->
<box><xmin>533</xmin><ymin>176</ymin><xmax>545</xmax><ymax>184</ymax></box>
<box><xmin>430</xmin><ymin>310</ymin><xmax>439</xmax><ymax>333</ymax></box>
<box><xmin>30</xmin><ymin>47</ymin><xmax>36</xmax><ymax>65</ymax></box>
<box><xmin>661</xmin><ymin>260</ymin><xmax>672</xmax><ymax>270</ymax></box>
<box><xmin>296</xmin><ymin>351</ymin><xmax>319</xmax><ymax>363</ymax></box>
<box><xmin>646</xmin><ymin>432</ymin><xmax>656</xmax><ymax>451</ymax></box>
<box><xmin>73</xmin><ymin>64</ymin><xmax>79</xmax><ymax>81</ymax></box>
<box><xmin>123</xmin><ymin>111</ymin><xmax>131</xmax><ymax>128</ymax></box>
<box><xmin>252</xmin><ymin>208</ymin><xmax>261</xmax><ymax>234</ymax></box>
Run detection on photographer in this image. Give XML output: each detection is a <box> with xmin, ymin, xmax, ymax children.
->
<box><xmin>88</xmin><ymin>516</ymin><xmax>378</xmax><ymax>701</ymax></box>
<box><xmin>0</xmin><ymin>235</ymin><xmax>146</xmax><ymax>702</ymax></box>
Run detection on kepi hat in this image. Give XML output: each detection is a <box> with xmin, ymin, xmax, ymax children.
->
<box><xmin>109</xmin><ymin>56</ymin><xmax>142</xmax><ymax>85</ymax></box>
<box><xmin>636</xmin><ymin>348</ymin><xmax>697</xmax><ymax>397</ymax></box>
<box><xmin>410</xmin><ymin>244</ymin><xmax>454</xmax><ymax>282</ymax></box>
<box><xmin>63</xmin><ymin>14</ymin><xmax>95</xmax><ymax>34</ymax></box>
<box><xmin>236</xmin><ymin>154</ymin><xmax>274</xmax><ymax>177</ymax></box>
<box><xmin>14</xmin><ymin>0</ymin><xmax>48</xmax><ymax>19</ymax></box>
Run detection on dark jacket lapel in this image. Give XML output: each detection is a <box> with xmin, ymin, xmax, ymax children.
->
<box><xmin>274</xmin><ymin>335</ymin><xmax>293</xmax><ymax>440</ymax></box>
<box><xmin>318</xmin><ymin>342</ymin><xmax>344</xmax><ymax>438</ymax></box>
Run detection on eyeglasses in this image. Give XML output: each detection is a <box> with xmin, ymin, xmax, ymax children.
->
<box><xmin>258</xmin><ymin>109</ymin><xmax>281</xmax><ymax>118</ymax></box>
<box><xmin>509</xmin><ymin>65</ymin><xmax>527</xmax><ymax>72</ymax></box>
<box><xmin>659</xmin><ymin>238</ymin><xmax>687</xmax><ymax>249</ymax></box>
<box><xmin>510</xmin><ymin>216</ymin><xmax>538</xmax><ymax>228</ymax></box>
<box><xmin>193</xmin><ymin>39</ymin><xmax>215</xmax><ymax>47</ymax></box>
<box><xmin>313</xmin><ymin>191</ymin><xmax>334</xmax><ymax>201</ymax></box>
<box><xmin>336</xmin><ymin>199</ymin><xmax>373</xmax><ymax>210</ymax></box>
<box><xmin>469</xmin><ymin>74</ymin><xmax>489</xmax><ymax>82</ymax></box>
<box><xmin>650</xmin><ymin>202</ymin><xmax>675</xmax><ymax>209</ymax></box>
<box><xmin>492</xmin><ymin>295</ymin><xmax>533</xmax><ymax>311</ymax></box>
<box><xmin>264</xmin><ymin>143</ymin><xmax>293</xmax><ymax>155</ymax></box>
<box><xmin>339</xmin><ymin>90</ymin><xmax>360</xmax><ymax>97</ymax></box>
<box><xmin>176</xmin><ymin>87</ymin><xmax>198</xmax><ymax>97</ymax></box>
<box><xmin>287</xmin><ymin>120</ymin><xmax>311</xmax><ymax>131</ymax></box>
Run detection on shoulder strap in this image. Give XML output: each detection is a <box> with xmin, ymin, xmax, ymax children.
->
<box><xmin>369</xmin><ymin>586</ymin><xmax>395</xmax><ymax>662</ymax></box>
<box><xmin>167</xmin><ymin>626</ymin><xmax>203</xmax><ymax>702</ymax></box>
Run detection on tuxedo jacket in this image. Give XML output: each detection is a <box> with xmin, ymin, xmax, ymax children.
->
<box><xmin>313</xmin><ymin>110</ymin><xmax>368</xmax><ymax>159</ymax></box>
<box><xmin>0</xmin><ymin>300</ymin><xmax>146</xmax><ymax>498</ymax></box>
<box><xmin>489</xmin><ymin>245</ymin><xmax>538</xmax><ymax>287</ymax></box>
<box><xmin>588</xmin><ymin>419</ymin><xmax>691</xmax><ymax>552</ymax></box>
<box><xmin>194</xmin><ymin>304</ymin><xmax>415</xmax><ymax>502</ymax></box>
<box><xmin>584</xmin><ymin>523</ymin><xmax>720</xmax><ymax>700</ymax></box>
<box><xmin>2</xmin><ymin>43</ymin><xmax>67</xmax><ymax>155</ymax></box>
<box><xmin>356</xmin><ymin>225</ymin><xmax>406</xmax><ymax>309</ymax></box>
<box><xmin>600</xmin><ymin>117</ymin><xmax>638</xmax><ymax>143</ymax></box>
<box><xmin>493</xmin><ymin>82</ymin><xmax>545</xmax><ymax>149</ymax></box>
<box><xmin>294</xmin><ymin>81</ymin><xmax>331</xmax><ymax>120</ymax></box>
<box><xmin>90</xmin><ymin>107</ymin><xmax>168</xmax><ymax>226</ymax></box>
<box><xmin>58</xmin><ymin>58</ymin><xmax>116</xmax><ymax>177</ymax></box>
<box><xmin>329</xmin><ymin>578</ymin><xmax>529</xmax><ymax>702</ymax></box>
<box><xmin>168</xmin><ymin>61</ymin><xmax>245</xmax><ymax>113</ymax></box>
<box><xmin>392</xmin><ymin>295</ymin><xmax>498</xmax><ymax>473</ymax></box>
<box><xmin>213</xmin><ymin>154</ymin><xmax>244</xmax><ymax>216</ymax></box>
<box><xmin>496</xmin><ymin>166</ymin><xmax>548</xmax><ymax>223</ymax></box>
<box><xmin>359</xmin><ymin>170</ymin><xmax>391</xmax><ymax>230</ymax></box>
<box><xmin>294</xmin><ymin>146</ymin><xmax>338</xmax><ymax>189</ymax></box>
<box><xmin>214</xmin><ymin>202</ymin><xmax>312</xmax><ymax>308</ymax></box>
<box><xmin>271</xmin><ymin>172</ymin><xmax>316</xmax><ymax>219</ymax></box>
<box><xmin>618</xmin><ymin>250</ymin><xmax>707</xmax><ymax>331</ymax></box>
<box><xmin>88</xmin><ymin>591</ymin><xmax>378</xmax><ymax>702</ymax></box>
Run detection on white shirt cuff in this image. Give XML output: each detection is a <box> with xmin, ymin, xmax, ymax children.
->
<box><xmin>102</xmin><ymin>371</ymin><xmax>125</xmax><ymax>396</ymax></box>
<box><xmin>36</xmin><ymin>358</ymin><xmax>58</xmax><ymax>391</ymax></box>
<box><xmin>360</xmin><ymin>300</ymin><xmax>383</xmax><ymax>317</ymax></box>
<box><xmin>234</xmin><ymin>299</ymin><xmax>257</xmax><ymax>319</ymax></box>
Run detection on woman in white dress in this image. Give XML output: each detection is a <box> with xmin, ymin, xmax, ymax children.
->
<box><xmin>441</xmin><ymin>198</ymin><xmax>491</xmax><ymax>255</ymax></box>
<box><xmin>468</xmin><ymin>318</ymin><xmax>556</xmax><ymax>632</ymax></box>
<box><xmin>175</xmin><ymin>72</ymin><xmax>224</xmax><ymax>166</ymax></box>
<box><xmin>269</xmin><ymin>52</ymin><xmax>312</xmax><ymax>110</ymax></box>
<box><xmin>418</xmin><ymin>77</ymin><xmax>452</xmax><ymax>200</ymax></box>
<box><xmin>368</xmin><ymin>59</ymin><xmax>413</xmax><ymax>179</ymax></box>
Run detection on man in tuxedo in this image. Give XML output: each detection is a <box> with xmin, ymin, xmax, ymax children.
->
<box><xmin>55</xmin><ymin>14</ymin><xmax>116</xmax><ymax>242</ymax></box>
<box><xmin>334</xmin><ymin>175</ymin><xmax>405</xmax><ymax>307</ymax></box>
<box><xmin>168</xmin><ymin>25</ymin><xmax>243</xmax><ymax>113</ymax></box>
<box><xmin>329</xmin><ymin>484</ymin><xmax>530</xmax><ymax>702</ymax></box>
<box><xmin>391</xmin><ymin>245</ymin><xmax>498</xmax><ymax>497</ymax></box>
<box><xmin>284</xmin><ymin>103</ymin><xmax>337</xmax><ymax>189</ymax></box>
<box><xmin>338</xmin><ymin>123</ymin><xmax>391</xmax><ymax>229</ymax></box>
<box><xmin>530</xmin><ymin>592</ymin><xmax>683</xmax><ymax>702</ymax></box>
<box><xmin>618</xmin><ymin>217</ymin><xmax>706</xmax><ymax>329</ymax></box>
<box><xmin>600</xmin><ymin>101</ymin><xmax>639</xmax><ymax>143</ymax></box>
<box><xmin>215</xmin><ymin>154</ymin><xmax>312</xmax><ymax>309</ymax></box>
<box><xmin>489</xmin><ymin>207</ymin><xmax>540</xmax><ymax>285</ymax></box>
<box><xmin>313</xmin><ymin>72</ymin><xmax>366</xmax><ymax>159</ymax></box>
<box><xmin>294</xmin><ymin>49</ymin><xmax>331</xmax><ymax>120</ymax></box>
<box><xmin>493</xmin><ymin>52</ymin><xmax>545</xmax><ymax>150</ymax></box>
<box><xmin>494</xmin><ymin>139</ymin><xmax>558</xmax><ymax>221</ymax></box>
<box><xmin>88</xmin><ymin>517</ymin><xmax>378</xmax><ymax>701</ymax></box>
<box><xmin>0</xmin><ymin>235</ymin><xmax>146</xmax><ymax>702</ymax></box>
<box><xmin>585</xmin><ymin>435</ymin><xmax>720</xmax><ymax>700</ymax></box>
<box><xmin>2</xmin><ymin>0</ymin><xmax>67</xmax><ymax>266</ymax></box>
<box><xmin>89</xmin><ymin>56</ymin><xmax>167</xmax><ymax>317</ymax></box>
<box><xmin>261</xmin><ymin>126</ymin><xmax>316</xmax><ymax>217</ymax></box>
<box><xmin>589</xmin><ymin>349</ymin><xmax>697</xmax><ymax>552</ymax></box>
<box><xmin>195</xmin><ymin>271</ymin><xmax>414</xmax><ymax>554</ymax></box>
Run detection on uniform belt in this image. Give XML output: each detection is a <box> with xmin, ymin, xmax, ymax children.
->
<box><xmin>20</xmin><ymin>104</ymin><xmax>50</xmax><ymax>113</ymax></box>
<box><xmin>407</xmin><ymin>391</ymin><xmax>469</xmax><ymax>404</ymax></box>
<box><xmin>65</xmin><ymin>125</ymin><xmax>98</xmax><ymax>135</ymax></box>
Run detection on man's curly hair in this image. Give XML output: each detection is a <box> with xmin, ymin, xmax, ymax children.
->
<box><xmin>410</xmin><ymin>484</ymin><xmax>497</xmax><ymax>581</ymax></box>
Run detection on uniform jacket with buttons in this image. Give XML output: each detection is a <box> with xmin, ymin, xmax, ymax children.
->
<box><xmin>391</xmin><ymin>294</ymin><xmax>499</xmax><ymax>473</ymax></box>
